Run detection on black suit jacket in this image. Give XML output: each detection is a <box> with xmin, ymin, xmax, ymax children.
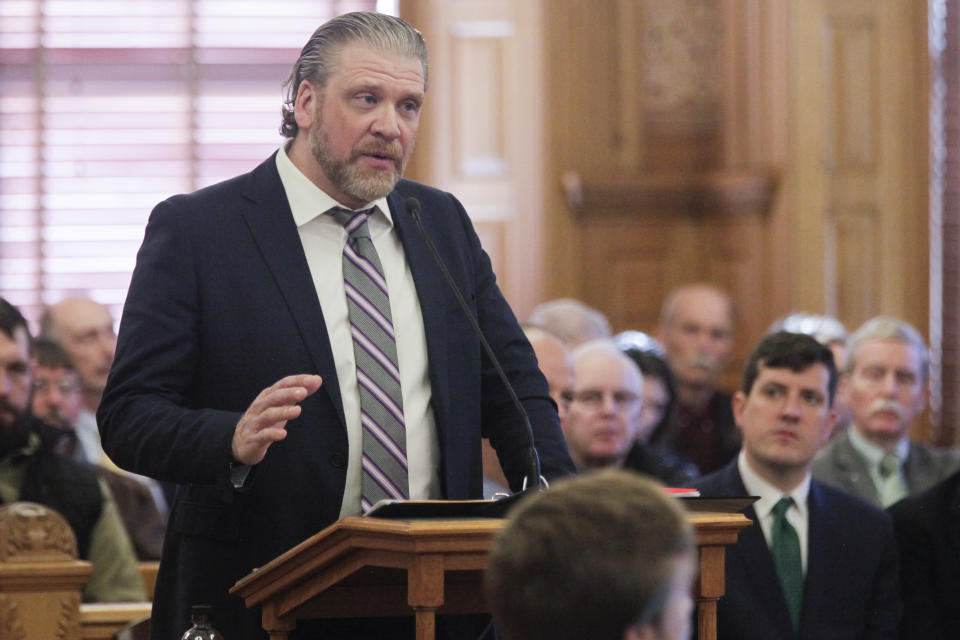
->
<box><xmin>694</xmin><ymin>459</ymin><xmax>901</xmax><ymax>640</ymax></box>
<box><xmin>888</xmin><ymin>468</ymin><xmax>960</xmax><ymax>640</ymax></box>
<box><xmin>98</xmin><ymin>154</ymin><xmax>574</xmax><ymax>639</ymax></box>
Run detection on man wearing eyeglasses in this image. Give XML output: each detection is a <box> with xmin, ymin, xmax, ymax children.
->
<box><xmin>0</xmin><ymin>296</ymin><xmax>145</xmax><ymax>602</ymax></box>
<box><xmin>563</xmin><ymin>340</ymin><xmax>644</xmax><ymax>471</ymax></box>
<box><xmin>28</xmin><ymin>338</ymin><xmax>166</xmax><ymax>560</ymax></box>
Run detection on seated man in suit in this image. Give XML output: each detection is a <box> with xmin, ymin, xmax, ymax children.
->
<box><xmin>0</xmin><ymin>297</ymin><xmax>145</xmax><ymax>603</ymax></box>
<box><xmin>888</xmin><ymin>468</ymin><xmax>960</xmax><ymax>639</ymax></box>
<box><xmin>486</xmin><ymin>469</ymin><xmax>697</xmax><ymax>640</ymax></box>
<box><xmin>694</xmin><ymin>331</ymin><xmax>900</xmax><ymax>639</ymax></box>
<box><xmin>813</xmin><ymin>316</ymin><xmax>960</xmax><ymax>508</ymax></box>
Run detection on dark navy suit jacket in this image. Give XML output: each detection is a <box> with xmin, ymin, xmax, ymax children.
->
<box><xmin>694</xmin><ymin>458</ymin><xmax>901</xmax><ymax>640</ymax></box>
<box><xmin>888</xmin><ymin>468</ymin><xmax>960</xmax><ymax>640</ymax></box>
<box><xmin>98</xmin><ymin>154</ymin><xmax>575</xmax><ymax>639</ymax></box>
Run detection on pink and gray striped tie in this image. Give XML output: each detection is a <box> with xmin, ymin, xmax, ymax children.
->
<box><xmin>331</xmin><ymin>206</ymin><xmax>409</xmax><ymax>511</ymax></box>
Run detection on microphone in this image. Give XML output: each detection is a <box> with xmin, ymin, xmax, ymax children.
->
<box><xmin>403</xmin><ymin>196</ymin><xmax>544</xmax><ymax>491</ymax></box>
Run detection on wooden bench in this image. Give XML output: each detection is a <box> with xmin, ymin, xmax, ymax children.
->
<box><xmin>0</xmin><ymin>502</ymin><xmax>152</xmax><ymax>640</ymax></box>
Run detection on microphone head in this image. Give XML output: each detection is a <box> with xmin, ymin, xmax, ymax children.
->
<box><xmin>404</xmin><ymin>197</ymin><xmax>421</xmax><ymax>216</ymax></box>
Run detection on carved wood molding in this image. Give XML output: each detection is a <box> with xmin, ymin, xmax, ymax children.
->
<box><xmin>562</xmin><ymin>169</ymin><xmax>778</xmax><ymax>217</ymax></box>
<box><xmin>0</xmin><ymin>502</ymin><xmax>77</xmax><ymax>563</ymax></box>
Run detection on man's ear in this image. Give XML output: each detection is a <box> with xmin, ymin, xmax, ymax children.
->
<box><xmin>293</xmin><ymin>80</ymin><xmax>318</xmax><ymax>130</ymax></box>
<box><xmin>731</xmin><ymin>390</ymin><xmax>748</xmax><ymax>432</ymax></box>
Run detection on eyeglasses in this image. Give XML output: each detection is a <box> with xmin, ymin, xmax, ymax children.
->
<box><xmin>31</xmin><ymin>378</ymin><xmax>81</xmax><ymax>394</ymax></box>
<box><xmin>570</xmin><ymin>389</ymin><xmax>640</xmax><ymax>410</ymax></box>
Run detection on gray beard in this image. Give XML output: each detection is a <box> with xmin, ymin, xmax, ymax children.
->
<box><xmin>310</xmin><ymin>124</ymin><xmax>410</xmax><ymax>204</ymax></box>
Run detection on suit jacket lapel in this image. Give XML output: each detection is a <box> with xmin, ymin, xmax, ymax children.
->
<box><xmin>238</xmin><ymin>154</ymin><xmax>346</xmax><ymax>427</ymax></box>
<box><xmin>833</xmin><ymin>434</ymin><xmax>880</xmax><ymax>503</ymax></box>
<box><xmin>904</xmin><ymin>444</ymin><xmax>932</xmax><ymax>492</ymax></box>
<box><xmin>801</xmin><ymin>481</ymin><xmax>835</xmax><ymax>640</ymax></box>
<box><xmin>387</xmin><ymin>189</ymin><xmax>451</xmax><ymax>433</ymax></box>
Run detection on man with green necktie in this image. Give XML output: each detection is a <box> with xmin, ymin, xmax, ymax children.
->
<box><xmin>694</xmin><ymin>331</ymin><xmax>900</xmax><ymax>639</ymax></box>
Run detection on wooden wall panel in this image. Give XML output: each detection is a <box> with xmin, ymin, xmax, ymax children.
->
<box><xmin>400</xmin><ymin>0</ymin><xmax>546</xmax><ymax>319</ymax></box>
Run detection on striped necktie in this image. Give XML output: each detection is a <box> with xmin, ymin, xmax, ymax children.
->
<box><xmin>330</xmin><ymin>207</ymin><xmax>409</xmax><ymax>511</ymax></box>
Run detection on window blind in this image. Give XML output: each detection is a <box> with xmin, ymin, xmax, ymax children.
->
<box><xmin>0</xmin><ymin>0</ymin><xmax>379</xmax><ymax>324</ymax></box>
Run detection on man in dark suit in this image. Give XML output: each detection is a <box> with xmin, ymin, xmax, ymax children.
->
<box><xmin>97</xmin><ymin>12</ymin><xmax>574</xmax><ymax>640</ymax></box>
<box><xmin>813</xmin><ymin>316</ymin><xmax>960</xmax><ymax>508</ymax></box>
<box><xmin>694</xmin><ymin>332</ymin><xmax>900</xmax><ymax>639</ymax></box>
<box><xmin>888</xmin><ymin>468</ymin><xmax>960</xmax><ymax>639</ymax></box>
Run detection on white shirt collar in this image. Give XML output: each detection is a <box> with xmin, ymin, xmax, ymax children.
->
<box><xmin>738</xmin><ymin>450</ymin><xmax>811</xmax><ymax>520</ymax></box>
<box><xmin>848</xmin><ymin>426</ymin><xmax>910</xmax><ymax>465</ymax></box>
<box><xmin>275</xmin><ymin>143</ymin><xmax>392</xmax><ymax>228</ymax></box>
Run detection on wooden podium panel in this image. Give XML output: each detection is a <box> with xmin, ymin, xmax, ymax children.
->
<box><xmin>231</xmin><ymin>513</ymin><xmax>750</xmax><ymax>640</ymax></box>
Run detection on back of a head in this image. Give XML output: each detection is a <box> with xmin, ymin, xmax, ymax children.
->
<box><xmin>528</xmin><ymin>298</ymin><xmax>612</xmax><ymax>348</ymax></box>
<box><xmin>766</xmin><ymin>312</ymin><xmax>847</xmax><ymax>347</ymax></box>
<box><xmin>486</xmin><ymin>469</ymin><xmax>694</xmax><ymax>640</ymax></box>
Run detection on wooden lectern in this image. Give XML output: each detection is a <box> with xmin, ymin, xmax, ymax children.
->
<box><xmin>231</xmin><ymin>511</ymin><xmax>750</xmax><ymax>640</ymax></box>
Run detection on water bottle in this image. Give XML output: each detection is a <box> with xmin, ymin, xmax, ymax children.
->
<box><xmin>180</xmin><ymin>605</ymin><xmax>224</xmax><ymax>640</ymax></box>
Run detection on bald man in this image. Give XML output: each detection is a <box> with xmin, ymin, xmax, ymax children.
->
<box><xmin>40</xmin><ymin>297</ymin><xmax>118</xmax><ymax>468</ymax></box>
<box><xmin>656</xmin><ymin>284</ymin><xmax>740</xmax><ymax>474</ymax></box>
<box><xmin>563</xmin><ymin>340</ymin><xmax>643</xmax><ymax>470</ymax></box>
<box><xmin>41</xmin><ymin>296</ymin><xmax>170</xmax><ymax>517</ymax></box>
<box><xmin>482</xmin><ymin>327</ymin><xmax>575</xmax><ymax>495</ymax></box>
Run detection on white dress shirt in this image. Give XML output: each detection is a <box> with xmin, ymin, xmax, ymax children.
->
<box><xmin>738</xmin><ymin>450</ymin><xmax>811</xmax><ymax>573</ymax></box>
<box><xmin>275</xmin><ymin>145</ymin><xmax>440</xmax><ymax>516</ymax></box>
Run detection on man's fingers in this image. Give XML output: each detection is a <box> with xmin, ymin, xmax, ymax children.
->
<box><xmin>232</xmin><ymin>374</ymin><xmax>321</xmax><ymax>466</ymax></box>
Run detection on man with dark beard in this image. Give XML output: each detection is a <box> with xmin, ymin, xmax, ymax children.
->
<box><xmin>0</xmin><ymin>297</ymin><xmax>144</xmax><ymax>602</ymax></box>
<box><xmin>97</xmin><ymin>11</ymin><xmax>574</xmax><ymax>640</ymax></box>
<box><xmin>30</xmin><ymin>338</ymin><xmax>166</xmax><ymax>560</ymax></box>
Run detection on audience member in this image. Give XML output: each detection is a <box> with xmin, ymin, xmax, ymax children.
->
<box><xmin>30</xmin><ymin>339</ymin><xmax>165</xmax><ymax>559</ymax></box>
<box><xmin>616</xmin><ymin>331</ymin><xmax>699</xmax><ymax>485</ymax></box>
<box><xmin>564</xmin><ymin>340</ymin><xmax>643</xmax><ymax>471</ymax></box>
<box><xmin>656</xmin><ymin>283</ymin><xmax>739</xmax><ymax>473</ymax></box>
<box><xmin>0</xmin><ymin>296</ymin><xmax>145</xmax><ymax>602</ymax></box>
<box><xmin>39</xmin><ymin>297</ymin><xmax>117</xmax><ymax>462</ymax></box>
<box><xmin>888</xmin><ymin>467</ymin><xmax>960</xmax><ymax>640</ymax></box>
<box><xmin>486</xmin><ymin>469</ymin><xmax>696</xmax><ymax>640</ymax></box>
<box><xmin>768</xmin><ymin>311</ymin><xmax>852</xmax><ymax>438</ymax></box>
<box><xmin>527</xmin><ymin>298</ymin><xmax>611</xmax><ymax>348</ymax></box>
<box><xmin>482</xmin><ymin>326</ymin><xmax>574</xmax><ymax>497</ymax></box>
<box><xmin>564</xmin><ymin>340</ymin><xmax>692</xmax><ymax>487</ymax></box>
<box><xmin>813</xmin><ymin>316</ymin><xmax>960</xmax><ymax>508</ymax></box>
<box><xmin>694</xmin><ymin>331</ymin><xmax>900</xmax><ymax>639</ymax></box>
<box><xmin>40</xmin><ymin>296</ymin><xmax>171</xmax><ymax>517</ymax></box>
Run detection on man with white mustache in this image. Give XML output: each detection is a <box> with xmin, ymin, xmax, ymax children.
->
<box><xmin>654</xmin><ymin>283</ymin><xmax>740</xmax><ymax>474</ymax></box>
<box><xmin>813</xmin><ymin>316</ymin><xmax>960</xmax><ymax>507</ymax></box>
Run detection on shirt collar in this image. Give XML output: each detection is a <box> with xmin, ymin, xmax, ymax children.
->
<box><xmin>275</xmin><ymin>143</ymin><xmax>392</xmax><ymax>229</ymax></box>
<box><xmin>738</xmin><ymin>449</ymin><xmax>811</xmax><ymax>519</ymax></box>
<box><xmin>848</xmin><ymin>427</ymin><xmax>909</xmax><ymax>465</ymax></box>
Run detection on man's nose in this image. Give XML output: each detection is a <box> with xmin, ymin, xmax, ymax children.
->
<box><xmin>371</xmin><ymin>106</ymin><xmax>401</xmax><ymax>139</ymax></box>
<box><xmin>780</xmin><ymin>394</ymin><xmax>802</xmax><ymax>420</ymax></box>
